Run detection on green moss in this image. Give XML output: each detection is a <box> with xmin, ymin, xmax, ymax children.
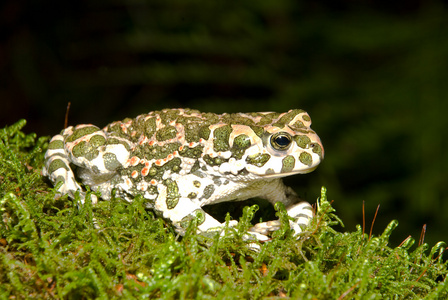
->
<box><xmin>0</xmin><ymin>120</ymin><xmax>447</xmax><ymax>299</ymax></box>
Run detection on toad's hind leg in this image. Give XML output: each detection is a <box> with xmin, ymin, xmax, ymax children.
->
<box><xmin>43</xmin><ymin>132</ymin><xmax>85</xmax><ymax>199</ymax></box>
<box><xmin>43</xmin><ymin>126</ymin><xmax>132</xmax><ymax>203</ymax></box>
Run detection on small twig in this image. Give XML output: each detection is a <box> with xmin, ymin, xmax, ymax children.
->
<box><xmin>398</xmin><ymin>235</ymin><xmax>412</xmax><ymax>247</ymax></box>
<box><xmin>418</xmin><ymin>224</ymin><xmax>426</xmax><ymax>246</ymax></box>
<box><xmin>64</xmin><ymin>102</ymin><xmax>71</xmax><ymax>128</ymax></box>
<box><xmin>369</xmin><ymin>204</ymin><xmax>380</xmax><ymax>241</ymax></box>
<box><xmin>414</xmin><ymin>247</ymin><xmax>448</xmax><ymax>285</ymax></box>
<box><xmin>337</xmin><ymin>281</ymin><xmax>360</xmax><ymax>300</ymax></box>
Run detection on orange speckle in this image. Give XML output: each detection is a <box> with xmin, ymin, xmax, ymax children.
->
<box><xmin>129</xmin><ymin>156</ymin><xmax>139</xmax><ymax>166</ymax></box>
<box><xmin>131</xmin><ymin>170</ymin><xmax>139</xmax><ymax>178</ymax></box>
<box><xmin>179</xmin><ymin>146</ymin><xmax>184</xmax><ymax>151</ymax></box>
<box><xmin>148</xmin><ymin>140</ymin><xmax>155</xmax><ymax>146</ymax></box>
<box><xmin>141</xmin><ymin>167</ymin><xmax>149</xmax><ymax>176</ymax></box>
<box><xmin>150</xmin><ymin>179</ymin><xmax>157</xmax><ymax>185</ymax></box>
<box><xmin>145</xmin><ymin>162</ymin><xmax>150</xmax><ymax>167</ymax></box>
<box><xmin>199</xmin><ymin>138</ymin><xmax>204</xmax><ymax>143</ymax></box>
<box><xmin>155</xmin><ymin>160</ymin><xmax>162</xmax><ymax>166</ymax></box>
<box><xmin>120</xmin><ymin>124</ymin><xmax>127</xmax><ymax>133</ymax></box>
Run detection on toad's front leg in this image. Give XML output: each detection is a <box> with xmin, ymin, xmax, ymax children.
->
<box><xmin>154</xmin><ymin>184</ymin><xmax>269</xmax><ymax>241</ymax></box>
<box><xmin>249</xmin><ymin>179</ymin><xmax>314</xmax><ymax>237</ymax></box>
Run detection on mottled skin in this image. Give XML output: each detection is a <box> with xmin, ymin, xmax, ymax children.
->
<box><xmin>43</xmin><ymin>108</ymin><xmax>324</xmax><ymax>240</ymax></box>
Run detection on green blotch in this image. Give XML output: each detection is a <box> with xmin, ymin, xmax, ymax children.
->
<box><xmin>47</xmin><ymin>159</ymin><xmax>69</xmax><ymax>174</ymax></box>
<box><xmin>163</xmin><ymin>157</ymin><xmax>182</xmax><ymax>174</ymax></box>
<box><xmin>179</xmin><ymin>145</ymin><xmax>203</xmax><ymax>158</ymax></box>
<box><xmin>289</xmin><ymin>121</ymin><xmax>306</xmax><ymax>130</ymax></box>
<box><xmin>89</xmin><ymin>135</ymin><xmax>106</xmax><ymax>147</ymax></box>
<box><xmin>164</xmin><ymin>179</ymin><xmax>180</xmax><ymax>209</ymax></box>
<box><xmin>299</xmin><ymin>152</ymin><xmax>313</xmax><ymax>166</ymax></box>
<box><xmin>72</xmin><ymin>141</ymin><xmax>89</xmax><ymax>158</ymax></box>
<box><xmin>143</xmin><ymin>157</ymin><xmax>182</xmax><ymax>182</ymax></box>
<box><xmin>293</xmin><ymin>135</ymin><xmax>311</xmax><ymax>149</ymax></box>
<box><xmin>213</xmin><ymin>125</ymin><xmax>232</xmax><ymax>152</ymax></box>
<box><xmin>199</xmin><ymin>126</ymin><xmax>211</xmax><ymax>140</ymax></box>
<box><xmin>193</xmin><ymin>180</ymin><xmax>201</xmax><ymax>188</ymax></box>
<box><xmin>221</xmin><ymin>113</ymin><xmax>255</xmax><ymax>126</ymax></box>
<box><xmin>159</xmin><ymin>109</ymin><xmax>180</xmax><ymax>125</ymax></box>
<box><xmin>54</xmin><ymin>175</ymin><xmax>66</xmax><ymax>185</ymax></box>
<box><xmin>149</xmin><ymin>167</ymin><xmax>157</xmax><ymax>176</ymax></box>
<box><xmin>71</xmin><ymin>134</ymin><xmax>106</xmax><ymax>160</ymax></box>
<box><xmin>188</xmin><ymin>192</ymin><xmax>197</xmax><ymax>199</ymax></box>
<box><xmin>48</xmin><ymin>140</ymin><xmax>64</xmax><ymax>150</ymax></box>
<box><xmin>272</xmin><ymin>109</ymin><xmax>305</xmax><ymax>128</ymax></box>
<box><xmin>145</xmin><ymin>117</ymin><xmax>157</xmax><ymax>138</ymax></box>
<box><xmin>302</xmin><ymin>115</ymin><xmax>311</xmax><ymax>122</ymax></box>
<box><xmin>281</xmin><ymin>155</ymin><xmax>295</xmax><ymax>173</ymax></box>
<box><xmin>202</xmin><ymin>154</ymin><xmax>228</xmax><ymax>166</ymax></box>
<box><xmin>190</xmin><ymin>161</ymin><xmax>201</xmax><ymax>173</ymax></box>
<box><xmin>245</xmin><ymin>112</ymin><xmax>281</xmax><ymax>126</ymax></box>
<box><xmin>66</xmin><ymin>126</ymin><xmax>100</xmax><ymax>143</ymax></box>
<box><xmin>201</xmin><ymin>113</ymin><xmax>219</xmax><ymax>125</ymax></box>
<box><xmin>312</xmin><ymin>143</ymin><xmax>324</xmax><ymax>159</ymax></box>
<box><xmin>105</xmin><ymin>123</ymin><xmax>122</xmax><ymax>135</ymax></box>
<box><xmin>246</xmin><ymin>153</ymin><xmax>270</xmax><ymax>167</ymax></box>
<box><xmin>156</xmin><ymin>125</ymin><xmax>177</xmax><ymax>141</ymax></box>
<box><xmin>233</xmin><ymin>134</ymin><xmax>251</xmax><ymax>149</ymax></box>
<box><xmin>249</xmin><ymin>126</ymin><xmax>264</xmax><ymax>137</ymax></box>
<box><xmin>176</xmin><ymin>116</ymin><xmax>206</xmax><ymax>142</ymax></box>
<box><xmin>180</xmin><ymin>210</ymin><xmax>206</xmax><ymax>229</ymax></box>
<box><xmin>103</xmin><ymin>152</ymin><xmax>122</xmax><ymax>171</ymax></box>
<box><xmin>202</xmin><ymin>185</ymin><xmax>215</xmax><ymax>200</ymax></box>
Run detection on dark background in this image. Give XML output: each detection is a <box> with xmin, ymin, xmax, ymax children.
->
<box><xmin>1</xmin><ymin>0</ymin><xmax>447</xmax><ymax>247</ymax></box>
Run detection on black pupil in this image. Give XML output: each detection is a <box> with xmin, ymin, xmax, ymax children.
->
<box><xmin>275</xmin><ymin>135</ymin><xmax>290</xmax><ymax>147</ymax></box>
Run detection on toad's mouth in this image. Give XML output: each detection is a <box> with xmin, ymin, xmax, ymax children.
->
<box><xmin>257</xmin><ymin>165</ymin><xmax>318</xmax><ymax>178</ymax></box>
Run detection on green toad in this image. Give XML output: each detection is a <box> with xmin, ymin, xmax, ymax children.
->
<box><xmin>43</xmin><ymin>108</ymin><xmax>324</xmax><ymax>240</ymax></box>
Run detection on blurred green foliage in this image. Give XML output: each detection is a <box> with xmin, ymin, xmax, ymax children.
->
<box><xmin>1</xmin><ymin>0</ymin><xmax>447</xmax><ymax>245</ymax></box>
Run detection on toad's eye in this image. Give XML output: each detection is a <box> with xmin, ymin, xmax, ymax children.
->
<box><xmin>270</xmin><ymin>132</ymin><xmax>292</xmax><ymax>150</ymax></box>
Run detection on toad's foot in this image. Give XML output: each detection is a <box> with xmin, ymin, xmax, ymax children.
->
<box><xmin>249</xmin><ymin>201</ymin><xmax>314</xmax><ymax>237</ymax></box>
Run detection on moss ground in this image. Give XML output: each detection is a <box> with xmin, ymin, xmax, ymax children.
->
<box><xmin>1</xmin><ymin>120</ymin><xmax>447</xmax><ymax>299</ymax></box>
